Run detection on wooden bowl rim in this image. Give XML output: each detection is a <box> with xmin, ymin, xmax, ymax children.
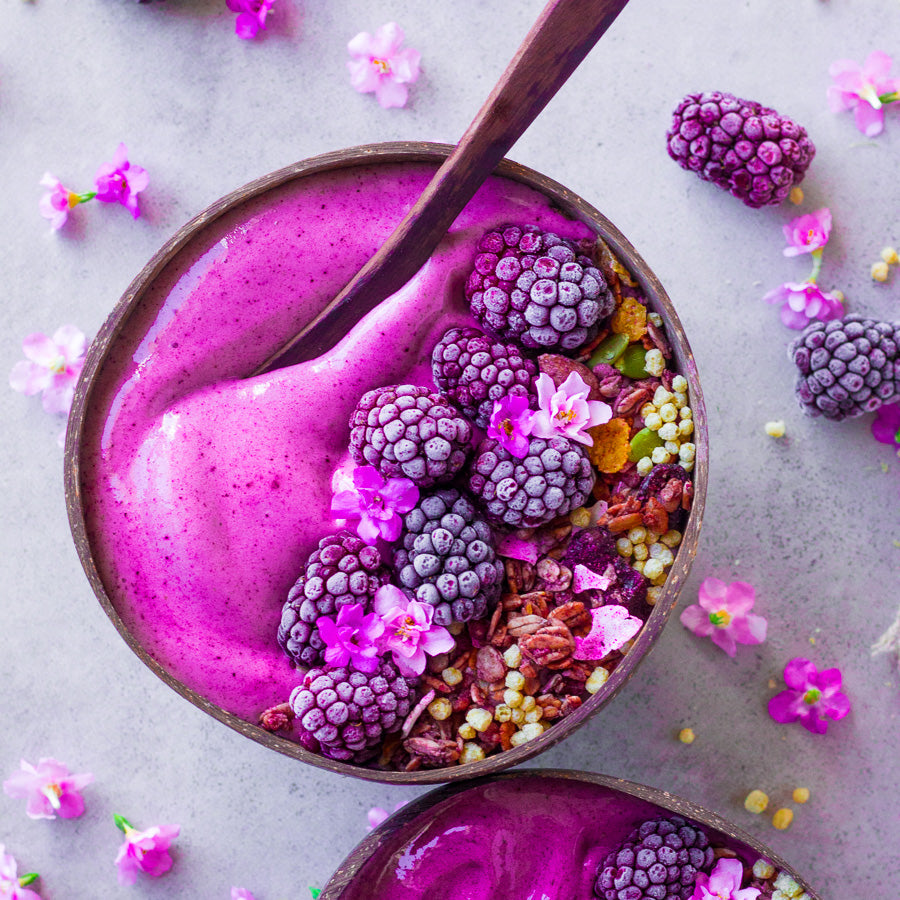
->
<box><xmin>320</xmin><ymin>768</ymin><xmax>820</xmax><ymax>900</ymax></box>
<box><xmin>64</xmin><ymin>141</ymin><xmax>709</xmax><ymax>785</ymax></box>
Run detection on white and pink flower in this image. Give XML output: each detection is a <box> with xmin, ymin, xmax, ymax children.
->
<box><xmin>530</xmin><ymin>372</ymin><xmax>611</xmax><ymax>446</ymax></box>
<box><xmin>3</xmin><ymin>758</ymin><xmax>93</xmax><ymax>820</ymax></box>
<box><xmin>347</xmin><ymin>23</ymin><xmax>421</xmax><ymax>109</ymax></box>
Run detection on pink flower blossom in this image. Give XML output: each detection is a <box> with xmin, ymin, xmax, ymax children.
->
<box><xmin>690</xmin><ymin>858</ymin><xmax>760</xmax><ymax>900</ymax></box>
<box><xmin>0</xmin><ymin>846</ymin><xmax>41</xmax><ymax>900</ymax></box>
<box><xmin>872</xmin><ymin>402</ymin><xmax>900</xmax><ymax>447</ymax></box>
<box><xmin>828</xmin><ymin>51</ymin><xmax>900</xmax><ymax>137</ymax></box>
<box><xmin>530</xmin><ymin>372</ymin><xmax>612</xmax><ymax>446</ymax></box>
<box><xmin>9</xmin><ymin>325</ymin><xmax>87</xmax><ymax>416</ymax></box>
<box><xmin>231</xmin><ymin>890</ymin><xmax>257</xmax><ymax>900</ymax></box>
<box><xmin>373</xmin><ymin>585</ymin><xmax>455</xmax><ymax>677</ymax></box>
<box><xmin>680</xmin><ymin>577</ymin><xmax>767</xmax><ymax>657</ymax></box>
<box><xmin>782</xmin><ymin>208</ymin><xmax>832</xmax><ymax>257</ymax></box>
<box><xmin>487</xmin><ymin>395</ymin><xmax>535</xmax><ymax>458</ymax></box>
<box><xmin>94</xmin><ymin>144</ymin><xmax>149</xmax><ymax>219</ymax></box>
<box><xmin>331</xmin><ymin>465</ymin><xmax>419</xmax><ymax>544</ymax></box>
<box><xmin>768</xmin><ymin>657</ymin><xmax>850</xmax><ymax>735</ymax></box>
<box><xmin>317</xmin><ymin>603</ymin><xmax>385</xmax><ymax>673</ymax></box>
<box><xmin>366</xmin><ymin>800</ymin><xmax>407</xmax><ymax>831</ymax></box>
<box><xmin>573</xmin><ymin>604</ymin><xmax>643</xmax><ymax>660</ymax></box>
<box><xmin>762</xmin><ymin>281</ymin><xmax>843</xmax><ymax>330</ymax></box>
<box><xmin>38</xmin><ymin>173</ymin><xmax>92</xmax><ymax>231</ymax></box>
<box><xmin>347</xmin><ymin>23</ymin><xmax>421</xmax><ymax>109</ymax></box>
<box><xmin>3</xmin><ymin>758</ymin><xmax>93</xmax><ymax>820</ymax></box>
<box><xmin>226</xmin><ymin>0</ymin><xmax>275</xmax><ymax>40</ymax></box>
<box><xmin>113</xmin><ymin>815</ymin><xmax>180</xmax><ymax>885</ymax></box>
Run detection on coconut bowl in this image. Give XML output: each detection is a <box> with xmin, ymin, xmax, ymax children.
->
<box><xmin>65</xmin><ymin>142</ymin><xmax>708</xmax><ymax>784</ymax></box>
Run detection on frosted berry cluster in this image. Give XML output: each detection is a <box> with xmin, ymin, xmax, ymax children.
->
<box><xmin>264</xmin><ymin>224</ymin><xmax>698</xmax><ymax>771</ymax></box>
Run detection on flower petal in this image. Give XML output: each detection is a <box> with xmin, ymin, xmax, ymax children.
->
<box><xmin>375</xmin><ymin>78</ymin><xmax>409</xmax><ymax>109</ymax></box>
<box><xmin>709</xmin><ymin>628</ymin><xmax>737</xmax><ymax>657</ymax></box>
<box><xmin>680</xmin><ymin>603</ymin><xmax>713</xmax><ymax>637</ymax></box>
<box><xmin>768</xmin><ymin>690</ymin><xmax>802</xmax><ymax>724</ymax></box>
<box><xmin>723</xmin><ymin>580</ymin><xmax>756</xmax><ymax>615</ymax></box>
<box><xmin>783</xmin><ymin>657</ymin><xmax>816</xmax><ymax>690</ymax></box>
<box><xmin>854</xmin><ymin>101</ymin><xmax>884</xmax><ymax>137</ymax></box>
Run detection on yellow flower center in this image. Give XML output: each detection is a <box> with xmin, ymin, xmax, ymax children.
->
<box><xmin>554</xmin><ymin>408</ymin><xmax>577</xmax><ymax>424</ymax></box>
<box><xmin>803</xmin><ymin>688</ymin><xmax>821</xmax><ymax>705</ymax></box>
<box><xmin>708</xmin><ymin>609</ymin><xmax>731</xmax><ymax>628</ymax></box>
<box><xmin>394</xmin><ymin>615</ymin><xmax>418</xmax><ymax>641</ymax></box>
<box><xmin>41</xmin><ymin>783</ymin><xmax>62</xmax><ymax>809</ymax></box>
<box><xmin>48</xmin><ymin>354</ymin><xmax>67</xmax><ymax>374</ymax></box>
<box><xmin>372</xmin><ymin>57</ymin><xmax>391</xmax><ymax>75</ymax></box>
<box><xmin>501</xmin><ymin>418</ymin><xmax>514</xmax><ymax>437</ymax></box>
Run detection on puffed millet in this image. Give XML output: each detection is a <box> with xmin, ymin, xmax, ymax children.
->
<box><xmin>792</xmin><ymin>787</ymin><xmax>810</xmax><ymax>804</ymax></box>
<box><xmin>640</xmin><ymin>403</ymin><xmax>657</xmax><ymax>419</ymax></box>
<box><xmin>671</xmin><ymin>374</ymin><xmax>687</xmax><ymax>393</ymax></box>
<box><xmin>520</xmin><ymin>695</ymin><xmax>536</xmax><ymax>713</ymax></box>
<box><xmin>644</xmin><ymin>412</ymin><xmax>663</xmax><ymax>431</ymax></box>
<box><xmin>510</xmin><ymin>708</ymin><xmax>526</xmax><ymax>725</ymax></box>
<box><xmin>664</xmin><ymin>440</ymin><xmax>680</xmax><ymax>455</ymax></box>
<box><xmin>503</xmin><ymin>688</ymin><xmax>524</xmax><ymax>708</ymax></box>
<box><xmin>632</xmin><ymin>543</ymin><xmax>649</xmax><ymax>561</ymax></box>
<box><xmin>460</xmin><ymin>742</ymin><xmax>485</xmax><ymax>764</ymax></box>
<box><xmin>872</xmin><ymin>260</ymin><xmax>890</xmax><ymax>282</ymax></box>
<box><xmin>660</xmin><ymin>529</ymin><xmax>682</xmax><ymax>547</ymax></box>
<box><xmin>427</xmin><ymin>697</ymin><xmax>453</xmax><ymax>721</ymax></box>
<box><xmin>648</xmin><ymin>543</ymin><xmax>674</xmax><ymax>565</ymax></box>
<box><xmin>678</xmin><ymin>443</ymin><xmax>695</xmax><ymax>462</ymax></box>
<box><xmin>653</xmin><ymin>386</ymin><xmax>674</xmax><ymax>406</ymax></box>
<box><xmin>632</xmin><ymin>559</ymin><xmax>645</xmax><ymax>574</ymax></box>
<box><xmin>503</xmin><ymin>645</ymin><xmax>522</xmax><ymax>669</ymax></box>
<box><xmin>643</xmin><ymin>558</ymin><xmax>665</xmax><ymax>581</ymax></box>
<box><xmin>658</xmin><ymin>422</ymin><xmax>679</xmax><ymax>442</ymax></box>
<box><xmin>680</xmin><ymin>405</ymin><xmax>692</xmax><ymax>419</ymax></box>
<box><xmin>772</xmin><ymin>808</ymin><xmax>794</xmax><ymax>830</ymax></box>
<box><xmin>442</xmin><ymin>666</ymin><xmax>463</xmax><ymax>686</ymax></box>
<box><xmin>752</xmin><ymin>860</ymin><xmax>776</xmax><ymax>880</ymax></box>
<box><xmin>585</xmin><ymin>666</ymin><xmax>610</xmax><ymax>693</ymax></box>
<box><xmin>458</xmin><ymin>723</ymin><xmax>476</xmax><ymax>740</ymax></box>
<box><xmin>466</xmin><ymin>708</ymin><xmax>493</xmax><ymax>732</ymax></box>
<box><xmin>505</xmin><ymin>670</ymin><xmax>526</xmax><ymax>691</ymax></box>
<box><xmin>644</xmin><ymin>348</ymin><xmax>665</xmax><ymax>377</ymax></box>
<box><xmin>493</xmin><ymin>704</ymin><xmax>513</xmax><ymax>723</ymax></box>
<box><xmin>646</xmin><ymin>585</ymin><xmax>663</xmax><ymax>606</ymax></box>
<box><xmin>636</xmin><ymin>456</ymin><xmax>654</xmax><ymax>476</ymax></box>
<box><xmin>882</xmin><ymin>246</ymin><xmax>900</xmax><ymax>265</ymax></box>
<box><xmin>765</xmin><ymin>420</ymin><xmax>786</xmax><ymax>438</ymax></box>
<box><xmin>650</xmin><ymin>447</ymin><xmax>671</xmax><ymax>465</ymax></box>
<box><xmin>672</xmin><ymin>391</ymin><xmax>688</xmax><ymax>409</ymax></box>
<box><xmin>773</xmin><ymin>873</ymin><xmax>803</xmax><ymax>896</ymax></box>
<box><xmin>678</xmin><ymin>727</ymin><xmax>695</xmax><ymax>744</ymax></box>
<box><xmin>627</xmin><ymin>526</ymin><xmax>647</xmax><ymax>544</ymax></box>
<box><xmin>616</xmin><ymin>537</ymin><xmax>633</xmax><ymax>557</ymax></box>
<box><xmin>744</xmin><ymin>789</ymin><xmax>769</xmax><ymax>814</ymax></box>
<box><xmin>570</xmin><ymin>506</ymin><xmax>591</xmax><ymax>528</ymax></box>
<box><xmin>649</xmin><ymin>312</ymin><xmax>663</xmax><ymax>327</ymax></box>
<box><xmin>659</xmin><ymin>402</ymin><xmax>678</xmax><ymax>422</ymax></box>
<box><xmin>524</xmin><ymin>708</ymin><xmax>543</xmax><ymax>724</ymax></box>
<box><xmin>678</xmin><ymin>419</ymin><xmax>694</xmax><ymax>438</ymax></box>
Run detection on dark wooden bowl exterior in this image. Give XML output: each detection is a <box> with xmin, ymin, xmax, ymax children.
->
<box><xmin>320</xmin><ymin>769</ymin><xmax>820</xmax><ymax>900</ymax></box>
<box><xmin>64</xmin><ymin>142</ymin><xmax>709</xmax><ymax>785</ymax></box>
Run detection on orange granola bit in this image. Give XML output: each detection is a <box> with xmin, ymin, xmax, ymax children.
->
<box><xmin>610</xmin><ymin>296</ymin><xmax>647</xmax><ymax>341</ymax></box>
<box><xmin>587</xmin><ymin>418</ymin><xmax>631</xmax><ymax>473</ymax></box>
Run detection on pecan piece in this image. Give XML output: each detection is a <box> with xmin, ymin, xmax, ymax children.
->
<box><xmin>549</xmin><ymin>601</ymin><xmax>591</xmax><ymax>636</ymax></box>
<box><xmin>476</xmin><ymin>645</ymin><xmax>506</xmax><ymax>684</ymax></box>
<box><xmin>507</xmin><ymin>614</ymin><xmax>548</xmax><ymax>636</ymax></box>
<box><xmin>658</xmin><ymin>478</ymin><xmax>683</xmax><ymax>513</ymax></box>
<box><xmin>519</xmin><ymin>590</ymin><xmax>552</xmax><ymax>617</ymax></box>
<box><xmin>641</xmin><ymin>496</ymin><xmax>669</xmax><ymax>534</ymax></box>
<box><xmin>403</xmin><ymin>736</ymin><xmax>462</xmax><ymax>767</ymax></box>
<box><xmin>607</xmin><ymin>511</ymin><xmax>644</xmax><ymax>533</ymax></box>
<box><xmin>519</xmin><ymin>622</ymin><xmax>576</xmax><ymax>670</ymax></box>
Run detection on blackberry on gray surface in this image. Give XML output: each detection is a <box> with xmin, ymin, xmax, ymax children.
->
<box><xmin>277</xmin><ymin>531</ymin><xmax>390</xmax><ymax>668</ymax></box>
<box><xmin>431</xmin><ymin>326</ymin><xmax>538</xmax><ymax>428</ymax></box>
<box><xmin>788</xmin><ymin>314</ymin><xmax>900</xmax><ymax>420</ymax></box>
<box><xmin>289</xmin><ymin>659</ymin><xmax>416</xmax><ymax>763</ymax></box>
<box><xmin>666</xmin><ymin>91</ymin><xmax>815</xmax><ymax>208</ymax></box>
<box><xmin>465</xmin><ymin>224</ymin><xmax>613</xmax><ymax>352</ymax></box>
<box><xmin>467</xmin><ymin>435</ymin><xmax>595</xmax><ymax>528</ymax></box>
<box><xmin>349</xmin><ymin>384</ymin><xmax>473</xmax><ymax>488</ymax></box>
<box><xmin>594</xmin><ymin>815</ymin><xmax>716</xmax><ymax>900</ymax></box>
<box><xmin>394</xmin><ymin>488</ymin><xmax>504</xmax><ymax>626</ymax></box>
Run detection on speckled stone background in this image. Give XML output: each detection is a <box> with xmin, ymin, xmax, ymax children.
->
<box><xmin>2</xmin><ymin>1</ymin><xmax>898</xmax><ymax>898</ymax></box>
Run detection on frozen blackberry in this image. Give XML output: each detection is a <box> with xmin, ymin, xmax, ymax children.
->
<box><xmin>431</xmin><ymin>326</ymin><xmax>538</xmax><ymax>428</ymax></box>
<box><xmin>667</xmin><ymin>91</ymin><xmax>815</xmax><ymax>208</ymax></box>
<box><xmin>467</xmin><ymin>435</ymin><xmax>595</xmax><ymax>528</ymax></box>
<box><xmin>465</xmin><ymin>224</ymin><xmax>614</xmax><ymax>352</ymax></box>
<box><xmin>289</xmin><ymin>659</ymin><xmax>416</xmax><ymax>763</ymax></box>
<box><xmin>394</xmin><ymin>488</ymin><xmax>504</xmax><ymax>626</ymax></box>
<box><xmin>349</xmin><ymin>384</ymin><xmax>473</xmax><ymax>488</ymax></box>
<box><xmin>277</xmin><ymin>531</ymin><xmax>390</xmax><ymax>668</ymax></box>
<box><xmin>788</xmin><ymin>314</ymin><xmax>900</xmax><ymax>420</ymax></box>
<box><xmin>594</xmin><ymin>815</ymin><xmax>716</xmax><ymax>900</ymax></box>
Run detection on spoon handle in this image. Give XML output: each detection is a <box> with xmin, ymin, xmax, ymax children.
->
<box><xmin>254</xmin><ymin>0</ymin><xmax>631</xmax><ymax>375</ymax></box>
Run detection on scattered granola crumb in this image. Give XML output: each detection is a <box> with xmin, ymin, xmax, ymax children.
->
<box><xmin>753</xmin><ymin>859</ymin><xmax>776</xmax><ymax>880</ymax></box>
<box><xmin>881</xmin><ymin>246</ymin><xmax>899</xmax><ymax>265</ymax></box>
<box><xmin>792</xmin><ymin>787</ymin><xmax>810</xmax><ymax>804</ymax></box>
<box><xmin>871</xmin><ymin>260</ymin><xmax>891</xmax><ymax>282</ymax></box>
<box><xmin>809</xmin><ymin>636</ymin><xmax>816</xmax><ymax>645</ymax></box>
<box><xmin>744</xmin><ymin>789</ymin><xmax>769</xmax><ymax>814</ymax></box>
<box><xmin>764</xmin><ymin>420</ymin><xmax>786</xmax><ymax>438</ymax></box>
<box><xmin>678</xmin><ymin>727</ymin><xmax>695</xmax><ymax>744</ymax></box>
<box><xmin>789</xmin><ymin>186</ymin><xmax>804</xmax><ymax>205</ymax></box>
<box><xmin>772</xmin><ymin>807</ymin><xmax>794</xmax><ymax>830</ymax></box>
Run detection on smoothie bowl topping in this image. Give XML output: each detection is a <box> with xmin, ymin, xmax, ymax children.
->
<box><xmin>264</xmin><ymin>223</ymin><xmax>698</xmax><ymax>771</ymax></box>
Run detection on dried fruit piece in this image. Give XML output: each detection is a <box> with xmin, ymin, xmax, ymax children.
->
<box><xmin>587</xmin><ymin>417</ymin><xmax>631</xmax><ymax>473</ymax></box>
<box><xmin>610</xmin><ymin>296</ymin><xmax>648</xmax><ymax>341</ymax></box>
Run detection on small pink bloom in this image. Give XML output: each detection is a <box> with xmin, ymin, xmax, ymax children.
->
<box><xmin>768</xmin><ymin>657</ymin><xmax>850</xmax><ymax>735</ymax></box>
<box><xmin>487</xmin><ymin>395</ymin><xmax>535</xmax><ymax>458</ymax></box>
<box><xmin>38</xmin><ymin>173</ymin><xmax>81</xmax><ymax>231</ymax></box>
<box><xmin>317</xmin><ymin>603</ymin><xmax>385</xmax><ymax>673</ymax></box>
<box><xmin>0</xmin><ymin>845</ymin><xmax>41</xmax><ymax>900</ymax></box>
<box><xmin>828</xmin><ymin>51</ymin><xmax>900</xmax><ymax>137</ymax></box>
<box><xmin>113</xmin><ymin>816</ymin><xmax>179</xmax><ymax>885</ymax></box>
<box><xmin>872</xmin><ymin>402</ymin><xmax>900</xmax><ymax>447</ymax></box>
<box><xmin>226</xmin><ymin>0</ymin><xmax>275</xmax><ymax>40</ymax></box>
<box><xmin>9</xmin><ymin>325</ymin><xmax>87</xmax><ymax>416</ymax></box>
<box><xmin>762</xmin><ymin>281</ymin><xmax>843</xmax><ymax>330</ymax></box>
<box><xmin>373</xmin><ymin>584</ymin><xmax>455</xmax><ymax>677</ymax></box>
<box><xmin>3</xmin><ymin>758</ymin><xmax>93</xmax><ymax>820</ymax></box>
<box><xmin>680</xmin><ymin>577</ymin><xmax>767</xmax><ymax>657</ymax></box>
<box><xmin>94</xmin><ymin>143</ymin><xmax>149</xmax><ymax>219</ymax></box>
<box><xmin>366</xmin><ymin>800</ymin><xmax>407</xmax><ymax>831</ymax></box>
<box><xmin>782</xmin><ymin>208</ymin><xmax>832</xmax><ymax>257</ymax></box>
<box><xmin>331</xmin><ymin>465</ymin><xmax>419</xmax><ymax>545</ymax></box>
<box><xmin>231</xmin><ymin>890</ymin><xmax>257</xmax><ymax>900</ymax></box>
<box><xmin>347</xmin><ymin>22</ymin><xmax>421</xmax><ymax>109</ymax></box>
<box><xmin>573</xmin><ymin>604</ymin><xmax>642</xmax><ymax>661</ymax></box>
<box><xmin>530</xmin><ymin>372</ymin><xmax>612</xmax><ymax>446</ymax></box>
<box><xmin>690</xmin><ymin>857</ymin><xmax>760</xmax><ymax>900</ymax></box>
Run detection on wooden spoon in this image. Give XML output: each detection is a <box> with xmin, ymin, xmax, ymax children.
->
<box><xmin>253</xmin><ymin>0</ymin><xmax>631</xmax><ymax>375</ymax></box>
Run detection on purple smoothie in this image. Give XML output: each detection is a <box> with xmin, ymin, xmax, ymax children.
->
<box><xmin>80</xmin><ymin>161</ymin><xmax>594</xmax><ymax>723</ymax></box>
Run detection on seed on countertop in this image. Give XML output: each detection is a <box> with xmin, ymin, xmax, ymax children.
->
<box><xmin>752</xmin><ymin>859</ymin><xmax>775</xmax><ymax>879</ymax></box>
<box><xmin>678</xmin><ymin>727</ymin><xmax>695</xmax><ymax>744</ymax></box>
<box><xmin>765</xmin><ymin>420</ymin><xmax>786</xmax><ymax>438</ymax></box>
<box><xmin>792</xmin><ymin>787</ymin><xmax>810</xmax><ymax>804</ymax></box>
<box><xmin>871</xmin><ymin>260</ymin><xmax>890</xmax><ymax>282</ymax></box>
<box><xmin>772</xmin><ymin>807</ymin><xmax>794</xmax><ymax>830</ymax></box>
<box><xmin>744</xmin><ymin>789</ymin><xmax>769</xmax><ymax>814</ymax></box>
<box><xmin>881</xmin><ymin>246</ymin><xmax>899</xmax><ymax>265</ymax></box>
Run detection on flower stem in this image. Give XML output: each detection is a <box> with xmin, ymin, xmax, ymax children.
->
<box><xmin>808</xmin><ymin>249</ymin><xmax>823</xmax><ymax>284</ymax></box>
<box><xmin>74</xmin><ymin>191</ymin><xmax>97</xmax><ymax>205</ymax></box>
<box><xmin>113</xmin><ymin>813</ymin><xmax>133</xmax><ymax>833</ymax></box>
